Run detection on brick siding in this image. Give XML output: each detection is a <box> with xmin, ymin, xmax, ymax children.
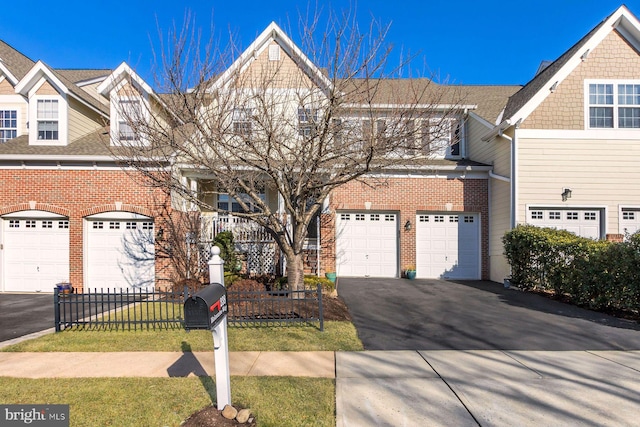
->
<box><xmin>323</xmin><ymin>176</ymin><xmax>490</xmax><ymax>279</ymax></box>
<box><xmin>0</xmin><ymin>168</ymin><xmax>171</xmax><ymax>291</ymax></box>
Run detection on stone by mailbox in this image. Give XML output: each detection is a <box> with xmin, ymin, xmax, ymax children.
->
<box><xmin>184</xmin><ymin>283</ymin><xmax>228</xmax><ymax>330</ymax></box>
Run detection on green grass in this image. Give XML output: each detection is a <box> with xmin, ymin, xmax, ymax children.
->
<box><xmin>0</xmin><ymin>376</ymin><xmax>335</xmax><ymax>427</ymax></box>
<box><xmin>1</xmin><ymin>321</ymin><xmax>362</xmax><ymax>352</ymax></box>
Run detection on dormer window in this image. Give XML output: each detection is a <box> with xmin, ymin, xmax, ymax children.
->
<box><xmin>0</xmin><ymin>110</ymin><xmax>17</xmax><ymax>142</ymax></box>
<box><xmin>37</xmin><ymin>99</ymin><xmax>58</xmax><ymax>140</ymax></box>
<box><xmin>118</xmin><ymin>99</ymin><xmax>140</xmax><ymax>141</ymax></box>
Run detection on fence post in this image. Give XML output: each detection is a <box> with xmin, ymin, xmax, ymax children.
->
<box><xmin>54</xmin><ymin>288</ymin><xmax>61</xmax><ymax>332</ymax></box>
<box><xmin>209</xmin><ymin>246</ymin><xmax>231</xmax><ymax>410</ymax></box>
<box><xmin>317</xmin><ymin>284</ymin><xmax>324</xmax><ymax>332</ymax></box>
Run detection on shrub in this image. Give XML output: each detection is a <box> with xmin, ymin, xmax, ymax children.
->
<box><xmin>213</xmin><ymin>231</ymin><xmax>239</xmax><ymax>273</ymax></box>
<box><xmin>503</xmin><ymin>225</ymin><xmax>640</xmax><ymax>315</ymax></box>
<box><xmin>274</xmin><ymin>275</ymin><xmax>336</xmax><ymax>293</ymax></box>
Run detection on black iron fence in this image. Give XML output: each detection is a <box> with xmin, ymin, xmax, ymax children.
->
<box><xmin>54</xmin><ymin>285</ymin><xmax>323</xmax><ymax>332</ymax></box>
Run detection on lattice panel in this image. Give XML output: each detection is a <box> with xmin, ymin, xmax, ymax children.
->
<box><xmin>238</xmin><ymin>242</ymin><xmax>277</xmax><ymax>275</ymax></box>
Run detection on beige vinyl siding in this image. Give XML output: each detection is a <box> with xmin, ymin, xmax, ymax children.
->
<box><xmin>243</xmin><ymin>42</ymin><xmax>314</xmax><ymax>89</ymax></box>
<box><xmin>79</xmin><ymin>81</ymin><xmax>109</xmax><ymax>107</ymax></box>
<box><xmin>36</xmin><ymin>80</ymin><xmax>59</xmax><ymax>95</ymax></box>
<box><xmin>517</xmin><ymin>136</ymin><xmax>640</xmax><ymax>234</ymax></box>
<box><xmin>489</xmin><ymin>179</ymin><xmax>511</xmax><ymax>281</ymax></box>
<box><xmin>68</xmin><ymin>98</ymin><xmax>103</xmax><ymax>142</ymax></box>
<box><xmin>0</xmin><ymin>79</ymin><xmax>14</xmax><ymax>95</ymax></box>
<box><xmin>466</xmin><ymin>116</ymin><xmax>512</xmax><ymax>177</ymax></box>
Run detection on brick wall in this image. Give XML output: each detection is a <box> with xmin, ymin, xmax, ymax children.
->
<box><xmin>323</xmin><ymin>176</ymin><xmax>490</xmax><ymax>279</ymax></box>
<box><xmin>0</xmin><ymin>168</ymin><xmax>171</xmax><ymax>291</ymax></box>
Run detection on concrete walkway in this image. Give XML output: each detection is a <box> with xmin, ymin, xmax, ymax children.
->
<box><xmin>1</xmin><ymin>350</ymin><xmax>639</xmax><ymax>426</ymax></box>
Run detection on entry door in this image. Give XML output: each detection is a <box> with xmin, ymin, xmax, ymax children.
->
<box><xmin>416</xmin><ymin>213</ymin><xmax>480</xmax><ymax>279</ymax></box>
<box><xmin>3</xmin><ymin>218</ymin><xmax>70</xmax><ymax>292</ymax></box>
<box><xmin>336</xmin><ymin>212</ymin><xmax>398</xmax><ymax>278</ymax></box>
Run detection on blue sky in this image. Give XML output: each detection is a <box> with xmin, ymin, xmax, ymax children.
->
<box><xmin>2</xmin><ymin>1</ymin><xmax>639</xmax><ymax>86</ymax></box>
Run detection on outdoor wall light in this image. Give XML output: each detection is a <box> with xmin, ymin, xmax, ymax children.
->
<box><xmin>562</xmin><ymin>188</ymin><xmax>572</xmax><ymax>202</ymax></box>
<box><xmin>404</xmin><ymin>220</ymin><xmax>412</xmax><ymax>231</ymax></box>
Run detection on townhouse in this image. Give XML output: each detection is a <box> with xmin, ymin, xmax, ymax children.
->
<box><xmin>0</xmin><ymin>5</ymin><xmax>638</xmax><ymax>292</ymax></box>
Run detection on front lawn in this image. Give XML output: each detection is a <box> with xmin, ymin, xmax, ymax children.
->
<box><xmin>1</xmin><ymin>321</ymin><xmax>362</xmax><ymax>352</ymax></box>
<box><xmin>0</xmin><ymin>376</ymin><xmax>335</xmax><ymax>427</ymax></box>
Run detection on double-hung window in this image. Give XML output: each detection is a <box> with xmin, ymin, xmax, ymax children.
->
<box><xmin>298</xmin><ymin>107</ymin><xmax>317</xmax><ymax>137</ymax></box>
<box><xmin>232</xmin><ymin>108</ymin><xmax>252</xmax><ymax>136</ymax></box>
<box><xmin>118</xmin><ymin>99</ymin><xmax>140</xmax><ymax>142</ymax></box>
<box><xmin>588</xmin><ymin>82</ymin><xmax>640</xmax><ymax>129</ymax></box>
<box><xmin>0</xmin><ymin>110</ymin><xmax>17</xmax><ymax>142</ymax></box>
<box><xmin>37</xmin><ymin>99</ymin><xmax>58</xmax><ymax>140</ymax></box>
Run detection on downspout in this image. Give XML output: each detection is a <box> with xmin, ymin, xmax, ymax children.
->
<box><xmin>507</xmin><ymin>120</ymin><xmax>521</xmax><ymax>229</ymax></box>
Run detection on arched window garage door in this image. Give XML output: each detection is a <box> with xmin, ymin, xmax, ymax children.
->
<box><xmin>84</xmin><ymin>212</ymin><xmax>155</xmax><ymax>292</ymax></box>
<box><xmin>1</xmin><ymin>211</ymin><xmax>70</xmax><ymax>292</ymax></box>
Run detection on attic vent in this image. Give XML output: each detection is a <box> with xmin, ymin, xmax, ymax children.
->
<box><xmin>269</xmin><ymin>45</ymin><xmax>280</xmax><ymax>61</ymax></box>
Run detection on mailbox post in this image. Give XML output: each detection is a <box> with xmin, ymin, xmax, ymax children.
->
<box><xmin>183</xmin><ymin>246</ymin><xmax>231</xmax><ymax>410</ymax></box>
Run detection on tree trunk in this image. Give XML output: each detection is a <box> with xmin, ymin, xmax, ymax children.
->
<box><xmin>286</xmin><ymin>251</ymin><xmax>305</xmax><ymax>293</ymax></box>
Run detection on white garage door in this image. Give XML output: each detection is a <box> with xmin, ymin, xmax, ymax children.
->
<box><xmin>336</xmin><ymin>212</ymin><xmax>398</xmax><ymax>278</ymax></box>
<box><xmin>416</xmin><ymin>213</ymin><xmax>480</xmax><ymax>280</ymax></box>
<box><xmin>527</xmin><ymin>208</ymin><xmax>601</xmax><ymax>239</ymax></box>
<box><xmin>2</xmin><ymin>215</ymin><xmax>70</xmax><ymax>292</ymax></box>
<box><xmin>620</xmin><ymin>208</ymin><xmax>640</xmax><ymax>236</ymax></box>
<box><xmin>85</xmin><ymin>213</ymin><xmax>155</xmax><ymax>292</ymax></box>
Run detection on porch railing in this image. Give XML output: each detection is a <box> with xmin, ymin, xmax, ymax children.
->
<box><xmin>200</xmin><ymin>214</ymin><xmax>273</xmax><ymax>243</ymax></box>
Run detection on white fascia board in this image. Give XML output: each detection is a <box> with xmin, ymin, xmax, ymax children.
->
<box><xmin>467</xmin><ymin>111</ymin><xmax>495</xmax><ymax>130</ymax></box>
<box><xmin>342</xmin><ymin>103</ymin><xmax>477</xmax><ymax>111</ymax></box>
<box><xmin>209</xmin><ymin>22</ymin><xmax>334</xmax><ymax>94</ymax></box>
<box><xmin>97</xmin><ymin>62</ymin><xmax>153</xmax><ymax>96</ymax></box>
<box><xmin>481</xmin><ymin>119</ymin><xmax>512</xmax><ymax>142</ymax></box>
<box><xmin>517</xmin><ymin>128</ymin><xmax>640</xmax><ymax>140</ymax></box>
<box><xmin>507</xmin><ymin>7</ymin><xmax>637</xmax><ymax>126</ymax></box>
<box><xmin>0</xmin><ymin>62</ymin><xmax>18</xmax><ymax>85</ymax></box>
<box><xmin>15</xmin><ymin>61</ymin><xmax>68</xmax><ymax>95</ymax></box>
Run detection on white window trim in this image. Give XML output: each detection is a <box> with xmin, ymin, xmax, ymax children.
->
<box><xmin>584</xmin><ymin>79</ymin><xmax>640</xmax><ymax>130</ymax></box>
<box><xmin>27</xmin><ymin>84</ymin><xmax>68</xmax><ymax>146</ymax></box>
<box><xmin>0</xmin><ymin>108</ymin><xmax>19</xmax><ymax>142</ymax></box>
<box><xmin>109</xmin><ymin>82</ymin><xmax>150</xmax><ymax>146</ymax></box>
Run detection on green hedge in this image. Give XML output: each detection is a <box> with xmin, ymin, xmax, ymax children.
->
<box><xmin>503</xmin><ymin>225</ymin><xmax>640</xmax><ymax>314</ymax></box>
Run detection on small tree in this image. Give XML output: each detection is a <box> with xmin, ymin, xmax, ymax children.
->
<box><xmin>115</xmin><ymin>8</ymin><xmax>466</xmax><ymax>291</ymax></box>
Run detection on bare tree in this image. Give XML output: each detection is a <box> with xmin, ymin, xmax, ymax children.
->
<box><xmin>114</xmin><ymin>9</ymin><xmax>466</xmax><ymax>291</ymax></box>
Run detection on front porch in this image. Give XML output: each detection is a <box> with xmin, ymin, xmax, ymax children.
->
<box><xmin>199</xmin><ymin>214</ymin><xmax>319</xmax><ymax>276</ymax></box>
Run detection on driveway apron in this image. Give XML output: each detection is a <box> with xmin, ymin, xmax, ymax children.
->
<box><xmin>337</xmin><ymin>278</ymin><xmax>640</xmax><ymax>350</ymax></box>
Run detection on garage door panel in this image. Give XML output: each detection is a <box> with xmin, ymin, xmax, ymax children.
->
<box><xmin>86</xmin><ymin>219</ymin><xmax>155</xmax><ymax>292</ymax></box>
<box><xmin>416</xmin><ymin>213</ymin><xmax>480</xmax><ymax>280</ymax></box>
<box><xmin>2</xmin><ymin>218</ymin><xmax>70</xmax><ymax>292</ymax></box>
<box><xmin>336</xmin><ymin>212</ymin><xmax>397</xmax><ymax>278</ymax></box>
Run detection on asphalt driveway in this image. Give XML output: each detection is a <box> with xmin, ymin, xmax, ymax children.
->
<box><xmin>0</xmin><ymin>293</ymin><xmax>54</xmax><ymax>343</ymax></box>
<box><xmin>337</xmin><ymin>278</ymin><xmax>640</xmax><ymax>350</ymax></box>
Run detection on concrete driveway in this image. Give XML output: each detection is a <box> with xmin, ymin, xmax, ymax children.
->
<box><xmin>337</xmin><ymin>278</ymin><xmax>640</xmax><ymax>350</ymax></box>
<box><xmin>0</xmin><ymin>293</ymin><xmax>54</xmax><ymax>343</ymax></box>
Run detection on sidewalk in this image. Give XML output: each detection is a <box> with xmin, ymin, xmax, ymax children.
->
<box><xmin>0</xmin><ymin>351</ymin><xmax>334</xmax><ymax>378</ymax></box>
<box><xmin>1</xmin><ymin>349</ymin><xmax>639</xmax><ymax>426</ymax></box>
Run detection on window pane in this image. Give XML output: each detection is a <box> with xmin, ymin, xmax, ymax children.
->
<box><xmin>589</xmin><ymin>107</ymin><xmax>613</xmax><ymax>128</ymax></box>
<box><xmin>618</xmin><ymin>84</ymin><xmax>640</xmax><ymax>105</ymax></box>
<box><xmin>37</xmin><ymin>99</ymin><xmax>58</xmax><ymax>119</ymax></box>
<box><xmin>618</xmin><ymin>107</ymin><xmax>640</xmax><ymax>128</ymax></box>
<box><xmin>37</xmin><ymin>121</ymin><xmax>58</xmax><ymax>140</ymax></box>
<box><xmin>589</xmin><ymin>84</ymin><xmax>613</xmax><ymax>105</ymax></box>
<box><xmin>0</xmin><ymin>109</ymin><xmax>18</xmax><ymax>142</ymax></box>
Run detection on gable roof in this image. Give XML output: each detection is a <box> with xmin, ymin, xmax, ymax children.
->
<box><xmin>0</xmin><ymin>40</ymin><xmax>35</xmax><ymax>84</ymax></box>
<box><xmin>14</xmin><ymin>61</ymin><xmax>109</xmax><ymax>117</ymax></box>
<box><xmin>500</xmin><ymin>5</ymin><xmax>640</xmax><ymax>128</ymax></box>
<box><xmin>209</xmin><ymin>21</ymin><xmax>334</xmax><ymax>93</ymax></box>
